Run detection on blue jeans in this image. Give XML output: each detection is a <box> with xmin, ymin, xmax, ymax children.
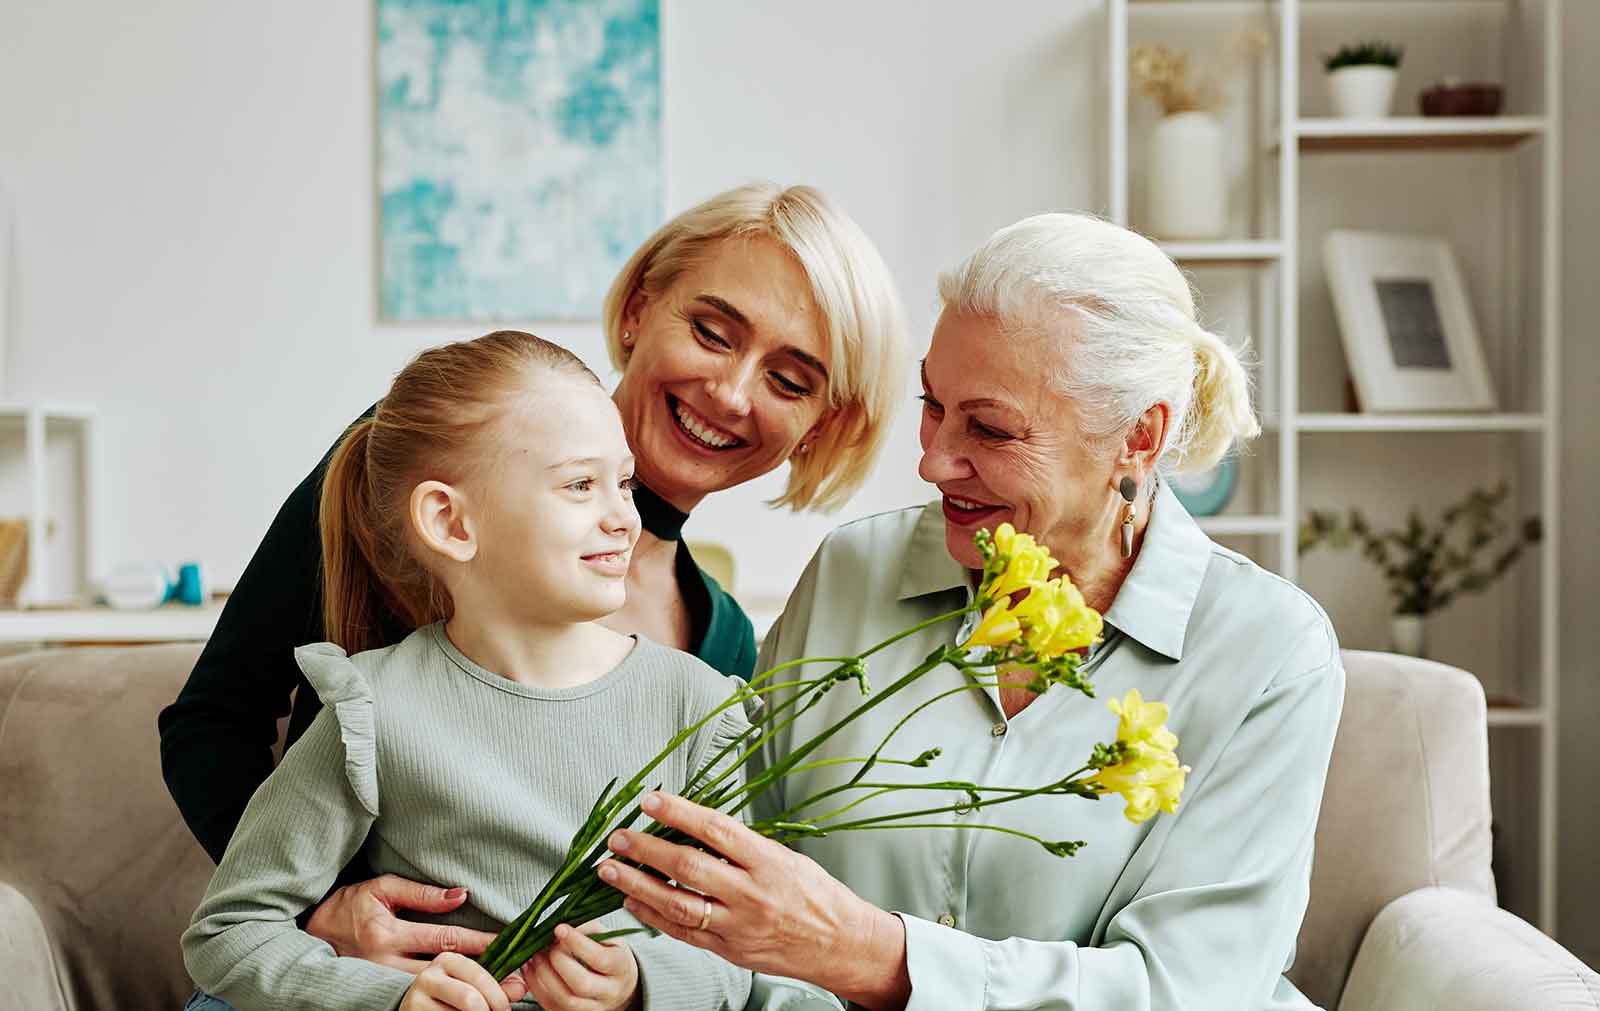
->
<box><xmin>183</xmin><ymin>990</ymin><xmax>236</xmax><ymax>1011</ymax></box>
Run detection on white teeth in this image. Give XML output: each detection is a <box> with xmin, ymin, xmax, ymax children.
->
<box><xmin>949</xmin><ymin>496</ymin><xmax>990</xmax><ymax>511</ymax></box>
<box><xmin>674</xmin><ymin>401</ymin><xmax>737</xmax><ymax>449</ymax></box>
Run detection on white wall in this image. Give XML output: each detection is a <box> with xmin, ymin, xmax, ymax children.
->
<box><xmin>0</xmin><ymin>0</ymin><xmax>1105</xmax><ymax>611</ymax></box>
<box><xmin>1</xmin><ymin>0</ymin><xmax>1594</xmax><ymax>954</ymax></box>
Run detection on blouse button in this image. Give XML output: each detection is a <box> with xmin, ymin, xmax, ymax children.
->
<box><xmin>938</xmin><ymin>913</ymin><xmax>957</xmax><ymax>928</ymax></box>
<box><xmin>990</xmin><ymin>721</ymin><xmax>1008</xmax><ymax>738</ymax></box>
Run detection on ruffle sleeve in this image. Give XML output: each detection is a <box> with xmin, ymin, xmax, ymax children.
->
<box><xmin>293</xmin><ymin>642</ymin><xmax>379</xmax><ymax>817</ymax></box>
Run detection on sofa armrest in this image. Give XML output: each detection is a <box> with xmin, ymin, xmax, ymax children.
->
<box><xmin>0</xmin><ymin>880</ymin><xmax>68</xmax><ymax>1011</ymax></box>
<box><xmin>1339</xmin><ymin>886</ymin><xmax>1600</xmax><ymax>1011</ymax></box>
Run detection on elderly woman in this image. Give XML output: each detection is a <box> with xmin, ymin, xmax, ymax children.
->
<box><xmin>158</xmin><ymin>182</ymin><xmax>908</xmax><ymax>981</ymax></box>
<box><xmin>600</xmin><ymin>212</ymin><xmax>1345</xmax><ymax>1010</ymax></box>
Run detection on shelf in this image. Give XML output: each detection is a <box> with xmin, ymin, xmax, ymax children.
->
<box><xmin>1197</xmin><ymin>515</ymin><xmax>1286</xmax><ymax>536</ymax></box>
<box><xmin>1294</xmin><ymin>117</ymin><xmax>1547</xmax><ymax>152</ymax></box>
<box><xmin>1487</xmin><ymin>707</ymin><xmax>1548</xmax><ymax>728</ymax></box>
<box><xmin>1159</xmin><ymin>240</ymin><xmax>1284</xmax><ymax>265</ymax></box>
<box><xmin>0</xmin><ymin>602</ymin><xmax>223</xmax><ymax>643</ymax></box>
<box><xmin>1295</xmin><ymin>413</ymin><xmax>1545</xmax><ymax>432</ymax></box>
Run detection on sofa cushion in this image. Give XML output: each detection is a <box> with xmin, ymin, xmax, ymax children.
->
<box><xmin>0</xmin><ymin>643</ymin><xmax>210</xmax><ymax>1010</ymax></box>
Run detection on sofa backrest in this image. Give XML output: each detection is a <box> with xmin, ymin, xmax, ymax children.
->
<box><xmin>0</xmin><ymin>643</ymin><xmax>209</xmax><ymax>1010</ymax></box>
<box><xmin>0</xmin><ymin>643</ymin><xmax>1499</xmax><ymax>1010</ymax></box>
<box><xmin>1288</xmin><ymin>649</ymin><xmax>1496</xmax><ymax>1010</ymax></box>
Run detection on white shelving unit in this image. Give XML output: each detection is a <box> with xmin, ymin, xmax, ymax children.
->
<box><xmin>1108</xmin><ymin>0</ymin><xmax>1562</xmax><ymax>933</ymax></box>
<box><xmin>0</xmin><ymin>400</ymin><xmax>99</xmax><ymax>606</ymax></box>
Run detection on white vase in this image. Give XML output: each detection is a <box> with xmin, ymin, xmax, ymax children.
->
<box><xmin>1326</xmin><ymin>65</ymin><xmax>1398</xmax><ymax>119</ymax></box>
<box><xmin>1147</xmin><ymin>111</ymin><xmax>1226</xmax><ymax>240</ymax></box>
<box><xmin>1390</xmin><ymin>614</ymin><xmax>1427</xmax><ymax>658</ymax></box>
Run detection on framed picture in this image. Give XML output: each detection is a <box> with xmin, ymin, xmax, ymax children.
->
<box><xmin>376</xmin><ymin>0</ymin><xmax>662</xmax><ymax>321</ymax></box>
<box><xmin>1322</xmin><ymin>231</ymin><xmax>1496</xmax><ymax>412</ymax></box>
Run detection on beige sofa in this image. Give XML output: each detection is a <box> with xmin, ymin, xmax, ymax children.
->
<box><xmin>1</xmin><ymin>644</ymin><xmax>1595</xmax><ymax>1010</ymax></box>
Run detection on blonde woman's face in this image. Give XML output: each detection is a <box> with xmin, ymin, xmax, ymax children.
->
<box><xmin>612</xmin><ymin>236</ymin><xmax>834</xmax><ymax>511</ymax></box>
<box><xmin>917</xmin><ymin>310</ymin><xmax>1120</xmax><ymax>571</ymax></box>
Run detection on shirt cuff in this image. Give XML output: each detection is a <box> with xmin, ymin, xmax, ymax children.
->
<box><xmin>896</xmin><ymin>912</ymin><xmax>987</xmax><ymax>1010</ymax></box>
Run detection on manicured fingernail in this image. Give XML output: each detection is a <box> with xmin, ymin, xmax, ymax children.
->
<box><xmin>599</xmin><ymin>863</ymin><xmax>619</xmax><ymax>883</ymax></box>
<box><xmin>445</xmin><ymin>887</ymin><xmax>467</xmax><ymax>900</ymax></box>
<box><xmin>609</xmin><ymin>832</ymin><xmax>629</xmax><ymax>852</ymax></box>
<box><xmin>641</xmin><ymin>793</ymin><xmax>662</xmax><ymax>813</ymax></box>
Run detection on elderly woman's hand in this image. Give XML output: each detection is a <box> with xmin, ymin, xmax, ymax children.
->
<box><xmin>597</xmin><ymin>792</ymin><xmax>912</xmax><ymax>1010</ymax></box>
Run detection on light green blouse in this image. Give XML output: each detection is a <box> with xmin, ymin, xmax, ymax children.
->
<box><xmin>751</xmin><ymin>480</ymin><xmax>1345</xmax><ymax>1010</ymax></box>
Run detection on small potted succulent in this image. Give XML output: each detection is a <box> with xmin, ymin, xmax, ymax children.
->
<box><xmin>1299</xmin><ymin>483</ymin><xmax>1541</xmax><ymax>659</ymax></box>
<box><xmin>1324</xmin><ymin>41</ymin><xmax>1404</xmax><ymax>119</ymax></box>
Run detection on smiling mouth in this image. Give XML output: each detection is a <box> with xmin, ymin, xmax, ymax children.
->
<box><xmin>667</xmin><ymin>394</ymin><xmax>745</xmax><ymax>450</ymax></box>
<box><xmin>941</xmin><ymin>494</ymin><xmax>1007</xmax><ymax>525</ymax></box>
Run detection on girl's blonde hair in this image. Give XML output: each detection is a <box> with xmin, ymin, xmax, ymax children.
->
<box><xmin>319</xmin><ymin>330</ymin><xmax>600</xmax><ymax>653</ymax></box>
<box><xmin>937</xmin><ymin>212</ymin><xmax>1260</xmax><ymax>473</ymax></box>
<box><xmin>602</xmin><ymin>182</ymin><xmax>909</xmax><ymax>512</ymax></box>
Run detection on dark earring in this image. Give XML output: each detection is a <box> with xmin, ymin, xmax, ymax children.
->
<box><xmin>1119</xmin><ymin>477</ymin><xmax>1138</xmax><ymax>559</ymax></box>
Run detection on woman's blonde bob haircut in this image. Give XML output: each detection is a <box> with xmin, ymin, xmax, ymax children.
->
<box><xmin>938</xmin><ymin>212</ymin><xmax>1260</xmax><ymax>474</ymax></box>
<box><xmin>602</xmin><ymin>182</ymin><xmax>908</xmax><ymax>512</ymax></box>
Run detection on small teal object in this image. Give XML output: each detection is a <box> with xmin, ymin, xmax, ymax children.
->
<box><xmin>174</xmin><ymin>562</ymin><xmax>208</xmax><ymax>606</ymax></box>
<box><xmin>1169</xmin><ymin>458</ymin><xmax>1238</xmax><ymax>517</ymax></box>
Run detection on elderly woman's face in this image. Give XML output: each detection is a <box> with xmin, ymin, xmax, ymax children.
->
<box><xmin>615</xmin><ymin>236</ymin><xmax>834</xmax><ymax>509</ymax></box>
<box><xmin>918</xmin><ymin>310</ymin><xmax>1114</xmax><ymax>571</ymax></box>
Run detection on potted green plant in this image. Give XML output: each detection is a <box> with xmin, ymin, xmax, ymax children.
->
<box><xmin>1299</xmin><ymin>483</ymin><xmax>1541</xmax><ymax>658</ymax></box>
<box><xmin>1324</xmin><ymin>40</ymin><xmax>1404</xmax><ymax>119</ymax></box>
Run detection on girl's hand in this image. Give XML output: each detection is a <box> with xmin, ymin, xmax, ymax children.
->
<box><xmin>305</xmin><ymin>874</ymin><xmax>499</xmax><ymax>972</ymax></box>
<box><xmin>517</xmin><ymin>921</ymin><xmax>640</xmax><ymax>1011</ymax></box>
<box><xmin>399</xmin><ymin>951</ymin><xmax>524</xmax><ymax>1011</ymax></box>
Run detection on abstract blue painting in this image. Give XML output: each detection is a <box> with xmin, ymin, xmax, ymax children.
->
<box><xmin>377</xmin><ymin>0</ymin><xmax>661</xmax><ymax>320</ymax></box>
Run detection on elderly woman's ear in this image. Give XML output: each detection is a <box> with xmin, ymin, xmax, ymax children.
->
<box><xmin>1118</xmin><ymin>401</ymin><xmax>1173</xmax><ymax>489</ymax></box>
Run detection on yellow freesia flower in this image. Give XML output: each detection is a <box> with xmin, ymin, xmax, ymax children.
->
<box><xmin>1088</xmin><ymin>689</ymin><xmax>1189</xmax><ymax>824</ymax></box>
<box><xmin>1016</xmin><ymin>578</ymin><xmax>1103</xmax><ymax>659</ymax></box>
<box><xmin>986</xmin><ymin>523</ymin><xmax>1059</xmax><ymax>600</ymax></box>
<box><xmin>962</xmin><ymin>597</ymin><xmax>1024</xmax><ymax>650</ymax></box>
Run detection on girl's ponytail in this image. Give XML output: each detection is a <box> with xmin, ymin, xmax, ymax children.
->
<box><xmin>319</xmin><ymin>417</ymin><xmax>393</xmax><ymax>653</ymax></box>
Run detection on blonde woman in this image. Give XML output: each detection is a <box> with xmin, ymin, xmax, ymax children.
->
<box><xmin>159</xmin><ymin>183</ymin><xmax>908</xmax><ymax>977</ymax></box>
<box><xmin>602</xmin><ymin>213</ymin><xmax>1345</xmax><ymax>1011</ymax></box>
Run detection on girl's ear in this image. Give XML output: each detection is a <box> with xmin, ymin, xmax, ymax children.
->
<box><xmin>410</xmin><ymin>481</ymin><xmax>478</xmax><ymax>564</ymax></box>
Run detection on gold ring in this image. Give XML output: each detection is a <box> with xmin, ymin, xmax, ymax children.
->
<box><xmin>697</xmin><ymin>896</ymin><xmax>713</xmax><ymax>932</ymax></box>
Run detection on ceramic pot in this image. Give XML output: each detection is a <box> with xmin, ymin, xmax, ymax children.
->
<box><xmin>1390</xmin><ymin>613</ymin><xmax>1427</xmax><ymax>658</ymax></box>
<box><xmin>1147</xmin><ymin>111</ymin><xmax>1226</xmax><ymax>239</ymax></box>
<box><xmin>1327</xmin><ymin>65</ymin><xmax>1398</xmax><ymax>118</ymax></box>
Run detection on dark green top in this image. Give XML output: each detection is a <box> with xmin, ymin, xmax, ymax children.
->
<box><xmin>157</xmin><ymin>405</ymin><xmax>756</xmax><ymax>870</ymax></box>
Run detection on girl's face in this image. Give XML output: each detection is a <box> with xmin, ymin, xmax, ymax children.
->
<box><xmin>469</xmin><ymin>374</ymin><xmax>642</xmax><ymax>624</ymax></box>
<box><xmin>612</xmin><ymin>236</ymin><xmax>836</xmax><ymax>512</ymax></box>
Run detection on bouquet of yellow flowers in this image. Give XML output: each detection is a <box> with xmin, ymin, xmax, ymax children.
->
<box><xmin>478</xmin><ymin>525</ymin><xmax>1189</xmax><ymax>979</ymax></box>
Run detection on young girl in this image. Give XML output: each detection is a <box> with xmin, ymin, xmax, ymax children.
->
<box><xmin>181</xmin><ymin>331</ymin><xmax>753</xmax><ymax>1011</ymax></box>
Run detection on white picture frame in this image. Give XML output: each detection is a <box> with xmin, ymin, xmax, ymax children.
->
<box><xmin>1322</xmin><ymin>230</ymin><xmax>1496</xmax><ymax>412</ymax></box>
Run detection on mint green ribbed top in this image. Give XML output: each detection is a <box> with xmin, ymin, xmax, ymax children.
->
<box><xmin>182</xmin><ymin>623</ymin><xmax>753</xmax><ymax>1011</ymax></box>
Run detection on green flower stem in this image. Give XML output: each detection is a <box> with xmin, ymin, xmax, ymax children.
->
<box><xmin>771</xmin><ymin>819</ymin><xmax>1072</xmax><ymax>853</ymax></box>
<box><xmin>781</xmin><ymin>768</ymin><xmax>1099</xmax><ymax>838</ymax></box>
<box><xmin>782</xmin><ymin>777</ymin><xmax>1065</xmax><ymax>828</ymax></box>
<box><xmin>482</xmin><ymin>605</ymin><xmax>976</xmax><ymax>981</ymax></box>
<box><xmin>688</xmin><ymin>604</ymin><xmax>974</xmax><ymax>810</ymax></box>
